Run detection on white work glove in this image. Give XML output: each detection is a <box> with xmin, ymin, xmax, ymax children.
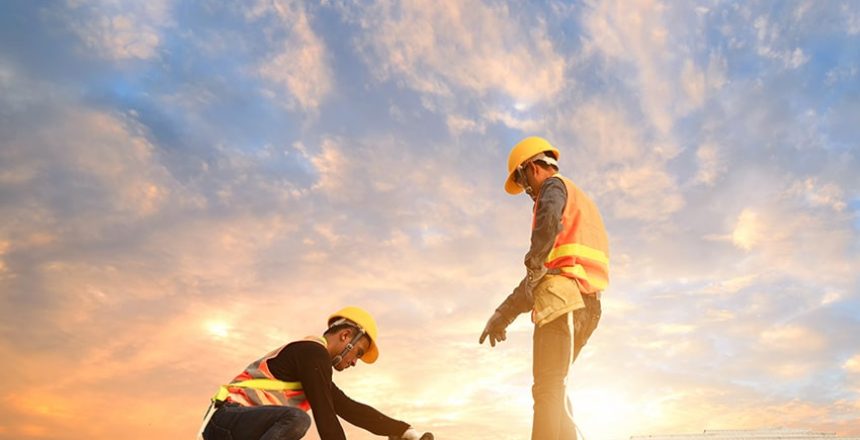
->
<box><xmin>401</xmin><ymin>428</ymin><xmax>422</xmax><ymax>440</ymax></box>
<box><xmin>389</xmin><ymin>427</ymin><xmax>433</xmax><ymax>440</ymax></box>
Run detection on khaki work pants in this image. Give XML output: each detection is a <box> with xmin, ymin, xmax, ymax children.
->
<box><xmin>531</xmin><ymin>294</ymin><xmax>601</xmax><ymax>440</ymax></box>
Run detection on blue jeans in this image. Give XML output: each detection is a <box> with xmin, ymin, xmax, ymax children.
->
<box><xmin>203</xmin><ymin>403</ymin><xmax>311</xmax><ymax>440</ymax></box>
<box><xmin>531</xmin><ymin>294</ymin><xmax>601</xmax><ymax>440</ymax></box>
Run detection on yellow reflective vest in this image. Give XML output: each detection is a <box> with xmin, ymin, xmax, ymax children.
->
<box><xmin>532</xmin><ymin>175</ymin><xmax>609</xmax><ymax>326</ymax></box>
<box><xmin>541</xmin><ymin>175</ymin><xmax>609</xmax><ymax>293</ymax></box>
<box><xmin>212</xmin><ymin>336</ymin><xmax>326</xmax><ymax>410</ymax></box>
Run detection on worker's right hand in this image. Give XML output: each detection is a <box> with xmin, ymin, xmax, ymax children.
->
<box><xmin>479</xmin><ymin>311</ymin><xmax>512</xmax><ymax>347</ymax></box>
<box><xmin>389</xmin><ymin>428</ymin><xmax>434</xmax><ymax>440</ymax></box>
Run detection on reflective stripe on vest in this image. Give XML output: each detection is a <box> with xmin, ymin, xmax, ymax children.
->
<box><xmin>212</xmin><ymin>336</ymin><xmax>327</xmax><ymax>411</ymax></box>
<box><xmin>538</xmin><ymin>175</ymin><xmax>610</xmax><ymax>294</ymax></box>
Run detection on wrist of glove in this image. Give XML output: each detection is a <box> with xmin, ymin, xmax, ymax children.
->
<box><xmin>526</xmin><ymin>266</ymin><xmax>547</xmax><ymax>289</ymax></box>
<box><xmin>523</xmin><ymin>267</ymin><xmax>548</xmax><ymax>304</ymax></box>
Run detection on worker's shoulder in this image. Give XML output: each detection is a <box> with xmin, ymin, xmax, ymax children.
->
<box><xmin>284</xmin><ymin>338</ymin><xmax>329</xmax><ymax>359</ymax></box>
<box><xmin>545</xmin><ymin>175</ymin><xmax>567</xmax><ymax>189</ymax></box>
<box><xmin>540</xmin><ymin>175</ymin><xmax>568</xmax><ymax>198</ymax></box>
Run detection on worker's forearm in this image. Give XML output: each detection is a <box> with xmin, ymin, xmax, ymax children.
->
<box><xmin>333</xmin><ymin>384</ymin><xmax>410</xmax><ymax>436</ymax></box>
<box><xmin>497</xmin><ymin>276</ymin><xmax>532</xmax><ymax>318</ymax></box>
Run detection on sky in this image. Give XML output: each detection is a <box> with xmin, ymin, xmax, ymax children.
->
<box><xmin>0</xmin><ymin>1</ymin><xmax>859</xmax><ymax>439</ymax></box>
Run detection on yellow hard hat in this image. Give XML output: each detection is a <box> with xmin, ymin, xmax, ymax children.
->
<box><xmin>504</xmin><ymin>136</ymin><xmax>560</xmax><ymax>195</ymax></box>
<box><xmin>328</xmin><ymin>306</ymin><xmax>379</xmax><ymax>363</ymax></box>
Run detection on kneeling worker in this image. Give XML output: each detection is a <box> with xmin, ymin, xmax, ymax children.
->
<box><xmin>199</xmin><ymin>306</ymin><xmax>432</xmax><ymax>440</ymax></box>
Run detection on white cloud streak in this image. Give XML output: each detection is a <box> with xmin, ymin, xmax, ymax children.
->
<box><xmin>753</xmin><ymin>15</ymin><xmax>809</xmax><ymax>69</ymax></box>
<box><xmin>252</xmin><ymin>0</ymin><xmax>334</xmax><ymax>111</ymax></box>
<box><xmin>351</xmin><ymin>0</ymin><xmax>566</xmax><ymax>104</ymax></box>
<box><xmin>695</xmin><ymin>142</ymin><xmax>727</xmax><ymax>186</ymax></box>
<box><xmin>62</xmin><ymin>0</ymin><xmax>172</xmax><ymax>61</ymax></box>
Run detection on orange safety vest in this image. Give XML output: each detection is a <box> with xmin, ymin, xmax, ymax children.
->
<box><xmin>213</xmin><ymin>336</ymin><xmax>327</xmax><ymax>410</ymax></box>
<box><xmin>537</xmin><ymin>175</ymin><xmax>609</xmax><ymax>294</ymax></box>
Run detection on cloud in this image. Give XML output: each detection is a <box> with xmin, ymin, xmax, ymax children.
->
<box><xmin>482</xmin><ymin>109</ymin><xmax>544</xmax><ymax>133</ymax></box>
<box><xmin>724</xmin><ymin>196</ymin><xmax>857</xmax><ymax>285</ymax></box>
<box><xmin>251</xmin><ymin>0</ymin><xmax>334</xmax><ymax>111</ymax></box>
<box><xmin>603</xmin><ymin>162</ymin><xmax>684</xmax><ymax>221</ymax></box>
<box><xmin>789</xmin><ymin>177</ymin><xmax>848</xmax><ymax>212</ymax></box>
<box><xmin>681</xmin><ymin>58</ymin><xmax>707</xmax><ymax>110</ymax></box>
<box><xmin>350</xmin><ymin>0</ymin><xmax>566</xmax><ymax>104</ymax></box>
<box><xmin>753</xmin><ymin>15</ymin><xmax>809</xmax><ymax>69</ymax></box>
<box><xmin>550</xmin><ymin>99</ymin><xmax>685</xmax><ymax>223</ymax></box>
<box><xmin>825</xmin><ymin>64</ymin><xmax>859</xmax><ymax>86</ymax></box>
<box><xmin>60</xmin><ymin>0</ymin><xmax>173</xmax><ymax>61</ymax></box>
<box><xmin>698</xmin><ymin>274</ymin><xmax>759</xmax><ymax>296</ymax></box>
<box><xmin>579</xmin><ymin>0</ymin><xmax>703</xmax><ymax>135</ymax></box>
<box><xmin>0</xmin><ymin>106</ymin><xmax>185</xmax><ymax>235</ymax></box>
<box><xmin>731</xmin><ymin>209</ymin><xmax>763</xmax><ymax>251</ymax></box>
<box><xmin>299</xmin><ymin>138</ymin><xmax>349</xmax><ymax>195</ymax></box>
<box><xmin>4</xmin><ymin>2</ymin><xmax>860</xmax><ymax>439</ymax></box>
<box><xmin>759</xmin><ymin>324</ymin><xmax>826</xmax><ymax>352</ymax></box>
<box><xmin>563</xmin><ymin>100</ymin><xmax>645</xmax><ymax>165</ymax></box>
<box><xmin>694</xmin><ymin>142</ymin><xmax>727</xmax><ymax>185</ymax></box>
<box><xmin>446</xmin><ymin>114</ymin><xmax>485</xmax><ymax>136</ymax></box>
<box><xmin>845</xmin><ymin>354</ymin><xmax>860</xmax><ymax>374</ymax></box>
<box><xmin>680</xmin><ymin>51</ymin><xmax>728</xmax><ymax>114</ymax></box>
<box><xmin>847</xmin><ymin>3</ymin><xmax>860</xmax><ymax>34</ymax></box>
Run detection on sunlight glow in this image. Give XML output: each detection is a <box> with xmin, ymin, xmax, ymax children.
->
<box><xmin>206</xmin><ymin>321</ymin><xmax>231</xmax><ymax>338</ymax></box>
<box><xmin>571</xmin><ymin>386</ymin><xmax>639</xmax><ymax>440</ymax></box>
<box><xmin>731</xmin><ymin>209</ymin><xmax>762</xmax><ymax>251</ymax></box>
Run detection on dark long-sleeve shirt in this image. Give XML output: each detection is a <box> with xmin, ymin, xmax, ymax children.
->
<box><xmin>497</xmin><ymin>175</ymin><xmax>567</xmax><ymax>318</ymax></box>
<box><xmin>266</xmin><ymin>340</ymin><xmax>409</xmax><ymax>440</ymax></box>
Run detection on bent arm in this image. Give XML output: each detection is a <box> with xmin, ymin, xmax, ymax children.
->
<box><xmin>496</xmin><ymin>177</ymin><xmax>567</xmax><ymax>318</ymax></box>
<box><xmin>332</xmin><ymin>383</ymin><xmax>410</xmax><ymax>436</ymax></box>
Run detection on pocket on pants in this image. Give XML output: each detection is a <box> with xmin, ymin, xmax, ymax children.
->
<box><xmin>533</xmin><ymin>275</ymin><xmax>584</xmax><ymax>327</ymax></box>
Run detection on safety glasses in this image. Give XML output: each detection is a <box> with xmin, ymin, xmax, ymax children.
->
<box><xmin>514</xmin><ymin>163</ymin><xmax>529</xmax><ymax>189</ymax></box>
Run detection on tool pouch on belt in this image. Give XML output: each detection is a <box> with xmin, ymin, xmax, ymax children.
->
<box><xmin>531</xmin><ymin>274</ymin><xmax>585</xmax><ymax>327</ymax></box>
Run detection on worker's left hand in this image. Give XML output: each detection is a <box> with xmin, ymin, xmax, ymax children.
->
<box><xmin>479</xmin><ymin>311</ymin><xmax>512</xmax><ymax>347</ymax></box>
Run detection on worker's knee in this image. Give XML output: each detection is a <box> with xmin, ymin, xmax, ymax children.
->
<box><xmin>296</xmin><ymin>410</ymin><xmax>311</xmax><ymax>433</ymax></box>
<box><xmin>276</xmin><ymin>407</ymin><xmax>311</xmax><ymax>440</ymax></box>
<box><xmin>532</xmin><ymin>375</ymin><xmax>566</xmax><ymax>401</ymax></box>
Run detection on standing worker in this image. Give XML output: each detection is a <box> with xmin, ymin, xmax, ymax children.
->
<box><xmin>479</xmin><ymin>136</ymin><xmax>609</xmax><ymax>440</ymax></box>
<box><xmin>199</xmin><ymin>306</ymin><xmax>432</xmax><ymax>440</ymax></box>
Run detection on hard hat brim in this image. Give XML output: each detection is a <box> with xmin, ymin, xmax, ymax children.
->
<box><xmin>504</xmin><ymin>136</ymin><xmax>559</xmax><ymax>195</ymax></box>
<box><xmin>362</xmin><ymin>344</ymin><xmax>379</xmax><ymax>364</ymax></box>
<box><xmin>505</xmin><ymin>171</ymin><xmax>524</xmax><ymax>195</ymax></box>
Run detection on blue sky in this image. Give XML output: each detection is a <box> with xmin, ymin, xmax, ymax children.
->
<box><xmin>1</xmin><ymin>1</ymin><xmax>859</xmax><ymax>439</ymax></box>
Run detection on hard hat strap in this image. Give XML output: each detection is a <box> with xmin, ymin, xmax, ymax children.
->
<box><xmin>517</xmin><ymin>151</ymin><xmax>557</xmax><ymax>200</ymax></box>
<box><xmin>329</xmin><ymin>320</ymin><xmax>367</xmax><ymax>367</ymax></box>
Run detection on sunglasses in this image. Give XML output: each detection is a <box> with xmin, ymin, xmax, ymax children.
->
<box><xmin>514</xmin><ymin>162</ymin><xmax>532</xmax><ymax>189</ymax></box>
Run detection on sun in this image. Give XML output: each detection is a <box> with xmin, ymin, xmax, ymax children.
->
<box><xmin>206</xmin><ymin>321</ymin><xmax>231</xmax><ymax>338</ymax></box>
<box><xmin>570</xmin><ymin>385</ymin><xmax>641</xmax><ymax>440</ymax></box>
